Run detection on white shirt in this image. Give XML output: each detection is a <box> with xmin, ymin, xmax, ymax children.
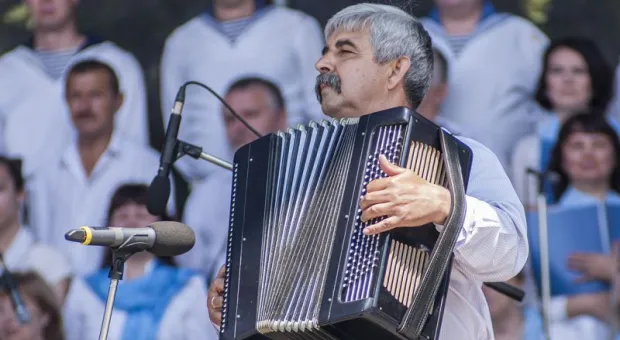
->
<box><xmin>160</xmin><ymin>5</ymin><xmax>325</xmax><ymax>181</ymax></box>
<box><xmin>2</xmin><ymin>227</ymin><xmax>72</xmax><ymax>285</ymax></box>
<box><xmin>28</xmin><ymin>131</ymin><xmax>175</xmax><ymax>276</ymax></box>
<box><xmin>421</xmin><ymin>13</ymin><xmax>548</xmax><ymax>170</ymax></box>
<box><xmin>434</xmin><ymin>136</ymin><xmax>528</xmax><ymax>340</ymax></box>
<box><xmin>63</xmin><ymin>268</ymin><xmax>217</xmax><ymax>340</ymax></box>
<box><xmin>0</xmin><ymin>37</ymin><xmax>149</xmax><ymax>179</ymax></box>
<box><xmin>179</xmin><ymin>169</ymin><xmax>231</xmax><ymax>281</ymax></box>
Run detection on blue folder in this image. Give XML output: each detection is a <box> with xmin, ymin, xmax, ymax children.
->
<box><xmin>527</xmin><ymin>203</ymin><xmax>620</xmax><ymax>296</ymax></box>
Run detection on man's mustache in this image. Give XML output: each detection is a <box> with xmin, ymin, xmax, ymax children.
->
<box><xmin>315</xmin><ymin>73</ymin><xmax>342</xmax><ymax>103</ymax></box>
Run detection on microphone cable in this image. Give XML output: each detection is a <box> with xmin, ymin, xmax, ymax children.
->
<box><xmin>177</xmin><ymin>81</ymin><xmax>263</xmax><ymax>138</ymax></box>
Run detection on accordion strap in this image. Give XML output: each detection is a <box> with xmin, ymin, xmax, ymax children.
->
<box><xmin>397</xmin><ymin>129</ymin><xmax>467</xmax><ymax>340</ymax></box>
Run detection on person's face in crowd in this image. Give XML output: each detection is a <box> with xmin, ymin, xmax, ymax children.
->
<box><xmin>0</xmin><ymin>164</ymin><xmax>23</xmax><ymax>233</ymax></box>
<box><xmin>223</xmin><ymin>85</ymin><xmax>286</xmax><ymax>151</ymax></box>
<box><xmin>434</xmin><ymin>0</ymin><xmax>481</xmax><ymax>10</ymax></box>
<box><xmin>482</xmin><ymin>275</ymin><xmax>523</xmax><ymax>322</ymax></box>
<box><xmin>0</xmin><ymin>294</ymin><xmax>49</xmax><ymax>340</ymax></box>
<box><xmin>214</xmin><ymin>0</ymin><xmax>250</xmax><ymax>9</ymax></box>
<box><xmin>24</xmin><ymin>0</ymin><xmax>78</xmax><ymax>32</ymax></box>
<box><xmin>66</xmin><ymin>69</ymin><xmax>122</xmax><ymax>140</ymax></box>
<box><xmin>110</xmin><ymin>203</ymin><xmax>159</xmax><ymax>229</ymax></box>
<box><xmin>562</xmin><ymin>131</ymin><xmax>615</xmax><ymax>186</ymax></box>
<box><xmin>545</xmin><ymin>47</ymin><xmax>593</xmax><ymax>114</ymax></box>
<box><xmin>315</xmin><ymin>29</ymin><xmax>402</xmax><ymax>119</ymax></box>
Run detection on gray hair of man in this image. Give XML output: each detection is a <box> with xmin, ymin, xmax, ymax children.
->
<box><xmin>324</xmin><ymin>3</ymin><xmax>434</xmax><ymax>108</ymax></box>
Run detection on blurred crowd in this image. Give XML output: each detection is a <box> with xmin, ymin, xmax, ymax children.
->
<box><xmin>0</xmin><ymin>0</ymin><xmax>619</xmax><ymax>339</ymax></box>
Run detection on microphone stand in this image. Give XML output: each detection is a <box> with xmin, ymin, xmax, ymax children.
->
<box><xmin>527</xmin><ymin>168</ymin><xmax>551</xmax><ymax>340</ymax></box>
<box><xmin>98</xmin><ymin>249</ymin><xmax>134</xmax><ymax>340</ymax></box>
<box><xmin>176</xmin><ymin>140</ymin><xmax>232</xmax><ymax>171</ymax></box>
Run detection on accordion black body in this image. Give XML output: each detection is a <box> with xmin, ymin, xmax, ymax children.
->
<box><xmin>220</xmin><ymin>107</ymin><xmax>473</xmax><ymax>340</ymax></box>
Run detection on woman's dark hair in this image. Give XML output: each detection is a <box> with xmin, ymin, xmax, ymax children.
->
<box><xmin>547</xmin><ymin>112</ymin><xmax>620</xmax><ymax>200</ymax></box>
<box><xmin>99</xmin><ymin>184</ymin><xmax>176</xmax><ymax>268</ymax></box>
<box><xmin>535</xmin><ymin>37</ymin><xmax>614</xmax><ymax>113</ymax></box>
<box><xmin>0</xmin><ymin>271</ymin><xmax>64</xmax><ymax>340</ymax></box>
<box><xmin>0</xmin><ymin>156</ymin><xmax>24</xmax><ymax>192</ymax></box>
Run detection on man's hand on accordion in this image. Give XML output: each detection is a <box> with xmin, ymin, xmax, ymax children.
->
<box><xmin>208</xmin><ymin>265</ymin><xmax>226</xmax><ymax>328</ymax></box>
<box><xmin>360</xmin><ymin>155</ymin><xmax>451</xmax><ymax>235</ymax></box>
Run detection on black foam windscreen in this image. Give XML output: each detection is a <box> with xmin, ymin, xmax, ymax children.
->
<box><xmin>149</xmin><ymin>221</ymin><xmax>195</xmax><ymax>257</ymax></box>
<box><xmin>147</xmin><ymin>175</ymin><xmax>170</xmax><ymax>216</ymax></box>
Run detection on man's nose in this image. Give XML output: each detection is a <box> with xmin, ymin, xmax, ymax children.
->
<box><xmin>315</xmin><ymin>55</ymin><xmax>334</xmax><ymax>74</ymax></box>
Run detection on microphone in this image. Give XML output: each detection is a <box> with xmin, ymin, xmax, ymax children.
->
<box><xmin>147</xmin><ymin>88</ymin><xmax>186</xmax><ymax>216</ymax></box>
<box><xmin>0</xmin><ymin>253</ymin><xmax>30</xmax><ymax>324</ymax></box>
<box><xmin>64</xmin><ymin>221</ymin><xmax>195</xmax><ymax>257</ymax></box>
<box><xmin>147</xmin><ymin>80</ymin><xmax>263</xmax><ymax>216</ymax></box>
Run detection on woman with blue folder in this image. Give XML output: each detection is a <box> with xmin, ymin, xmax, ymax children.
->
<box><xmin>511</xmin><ymin>37</ymin><xmax>619</xmax><ymax>209</ymax></box>
<box><xmin>528</xmin><ymin>113</ymin><xmax>620</xmax><ymax>340</ymax></box>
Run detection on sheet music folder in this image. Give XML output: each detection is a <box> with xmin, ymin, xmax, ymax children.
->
<box><xmin>527</xmin><ymin>203</ymin><xmax>620</xmax><ymax>296</ymax></box>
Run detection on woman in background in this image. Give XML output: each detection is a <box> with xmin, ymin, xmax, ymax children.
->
<box><xmin>0</xmin><ymin>271</ymin><xmax>64</xmax><ymax>340</ymax></box>
<box><xmin>0</xmin><ymin>156</ymin><xmax>71</xmax><ymax>302</ymax></box>
<box><xmin>63</xmin><ymin>184</ymin><xmax>216</xmax><ymax>340</ymax></box>
<box><xmin>529</xmin><ymin>113</ymin><xmax>620</xmax><ymax>340</ymax></box>
<box><xmin>511</xmin><ymin>37</ymin><xmax>617</xmax><ymax>208</ymax></box>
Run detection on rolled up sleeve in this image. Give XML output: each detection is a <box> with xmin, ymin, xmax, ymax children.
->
<box><xmin>436</xmin><ymin>137</ymin><xmax>529</xmax><ymax>282</ymax></box>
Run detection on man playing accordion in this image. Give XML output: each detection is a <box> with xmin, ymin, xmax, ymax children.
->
<box><xmin>207</xmin><ymin>3</ymin><xmax>528</xmax><ymax>340</ymax></box>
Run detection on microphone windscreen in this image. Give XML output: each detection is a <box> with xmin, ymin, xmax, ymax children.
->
<box><xmin>149</xmin><ymin>221</ymin><xmax>195</xmax><ymax>256</ymax></box>
<box><xmin>147</xmin><ymin>175</ymin><xmax>170</xmax><ymax>216</ymax></box>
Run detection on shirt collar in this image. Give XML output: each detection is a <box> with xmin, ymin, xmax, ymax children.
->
<box><xmin>559</xmin><ymin>186</ymin><xmax>620</xmax><ymax>207</ymax></box>
<box><xmin>61</xmin><ymin>129</ymin><xmax>124</xmax><ymax>170</ymax></box>
<box><xmin>22</xmin><ymin>35</ymin><xmax>105</xmax><ymax>52</ymax></box>
<box><xmin>428</xmin><ymin>0</ymin><xmax>496</xmax><ymax>24</ymax></box>
<box><xmin>204</xmin><ymin>0</ymin><xmax>268</xmax><ymax>20</ymax></box>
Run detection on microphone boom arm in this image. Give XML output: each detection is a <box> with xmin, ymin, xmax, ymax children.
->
<box><xmin>175</xmin><ymin>139</ymin><xmax>233</xmax><ymax>171</ymax></box>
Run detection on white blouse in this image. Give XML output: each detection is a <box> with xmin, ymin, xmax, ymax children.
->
<box><xmin>63</xmin><ymin>271</ymin><xmax>217</xmax><ymax>340</ymax></box>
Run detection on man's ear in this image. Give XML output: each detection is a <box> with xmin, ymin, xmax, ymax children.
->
<box><xmin>386</xmin><ymin>56</ymin><xmax>411</xmax><ymax>91</ymax></box>
<box><xmin>114</xmin><ymin>93</ymin><xmax>124</xmax><ymax>114</ymax></box>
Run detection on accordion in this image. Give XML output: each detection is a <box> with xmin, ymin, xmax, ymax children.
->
<box><xmin>221</xmin><ymin>107</ymin><xmax>473</xmax><ymax>340</ymax></box>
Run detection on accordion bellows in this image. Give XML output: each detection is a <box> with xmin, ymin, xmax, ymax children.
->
<box><xmin>221</xmin><ymin>107</ymin><xmax>473</xmax><ymax>340</ymax></box>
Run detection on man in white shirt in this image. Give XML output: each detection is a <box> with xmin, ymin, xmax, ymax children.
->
<box><xmin>29</xmin><ymin>60</ymin><xmax>173</xmax><ymax>276</ymax></box>
<box><xmin>421</xmin><ymin>0</ymin><xmax>548</xmax><ymax>169</ymax></box>
<box><xmin>206</xmin><ymin>4</ymin><xmax>528</xmax><ymax>340</ymax></box>
<box><xmin>179</xmin><ymin>77</ymin><xmax>288</xmax><ymax>281</ymax></box>
<box><xmin>417</xmin><ymin>47</ymin><xmax>462</xmax><ymax>134</ymax></box>
<box><xmin>0</xmin><ymin>0</ymin><xmax>148</xmax><ymax>180</ymax></box>
<box><xmin>160</xmin><ymin>0</ymin><xmax>324</xmax><ymax>182</ymax></box>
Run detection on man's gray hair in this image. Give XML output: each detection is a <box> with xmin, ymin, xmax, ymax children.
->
<box><xmin>325</xmin><ymin>3</ymin><xmax>434</xmax><ymax>108</ymax></box>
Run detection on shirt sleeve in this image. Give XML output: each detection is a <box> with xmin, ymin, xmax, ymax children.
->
<box><xmin>181</xmin><ymin>277</ymin><xmax>219</xmax><ymax>340</ymax></box>
<box><xmin>435</xmin><ymin>137</ymin><xmax>529</xmax><ymax>282</ymax></box>
<box><xmin>62</xmin><ymin>279</ymin><xmax>86</xmax><ymax>340</ymax></box>
<box><xmin>549</xmin><ymin>295</ymin><xmax>568</xmax><ymax>322</ymax></box>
